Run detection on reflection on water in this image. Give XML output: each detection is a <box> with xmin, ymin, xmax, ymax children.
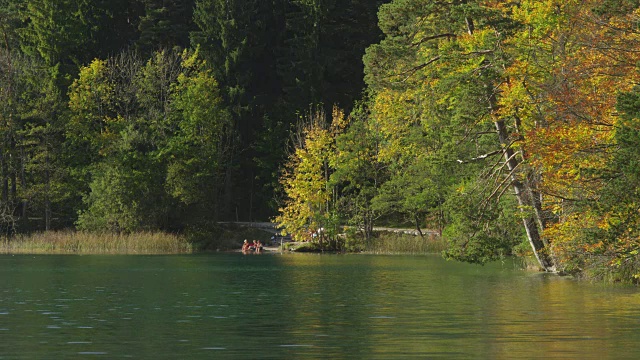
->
<box><xmin>1</xmin><ymin>254</ymin><xmax>639</xmax><ymax>359</ymax></box>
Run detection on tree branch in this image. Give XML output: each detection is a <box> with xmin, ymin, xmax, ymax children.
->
<box><xmin>540</xmin><ymin>190</ymin><xmax>584</xmax><ymax>202</ymax></box>
<box><xmin>480</xmin><ymin>158</ymin><xmax>523</xmax><ymax>210</ymax></box>
<box><xmin>461</xmin><ymin>49</ymin><xmax>495</xmax><ymax>56</ymax></box>
<box><xmin>412</xmin><ymin>33</ymin><xmax>456</xmax><ymax>47</ymax></box>
<box><xmin>393</xmin><ymin>56</ymin><xmax>441</xmax><ymax>83</ymax></box>
<box><xmin>457</xmin><ymin>148</ymin><xmax>503</xmax><ymax>164</ymax></box>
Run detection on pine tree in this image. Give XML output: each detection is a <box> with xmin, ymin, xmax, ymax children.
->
<box><xmin>136</xmin><ymin>0</ymin><xmax>195</xmax><ymax>54</ymax></box>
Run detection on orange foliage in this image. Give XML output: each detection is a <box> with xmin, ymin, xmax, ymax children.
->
<box><xmin>499</xmin><ymin>1</ymin><xmax>640</xmax><ymax>273</ymax></box>
<box><xmin>508</xmin><ymin>4</ymin><xmax>639</xmax><ymax>191</ymax></box>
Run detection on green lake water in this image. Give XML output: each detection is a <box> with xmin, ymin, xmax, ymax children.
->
<box><xmin>1</xmin><ymin>253</ymin><xmax>640</xmax><ymax>359</ymax></box>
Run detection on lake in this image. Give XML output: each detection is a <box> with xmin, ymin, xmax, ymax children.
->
<box><xmin>1</xmin><ymin>253</ymin><xmax>639</xmax><ymax>359</ymax></box>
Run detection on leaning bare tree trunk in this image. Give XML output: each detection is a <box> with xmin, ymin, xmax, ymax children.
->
<box><xmin>494</xmin><ymin>119</ymin><xmax>556</xmax><ymax>272</ymax></box>
<box><xmin>462</xmin><ymin>11</ymin><xmax>557</xmax><ymax>272</ymax></box>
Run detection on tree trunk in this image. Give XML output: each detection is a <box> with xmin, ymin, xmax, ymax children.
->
<box><xmin>10</xmin><ymin>154</ymin><xmax>16</xmax><ymax>208</ymax></box>
<box><xmin>20</xmin><ymin>147</ymin><xmax>27</xmax><ymax>220</ymax></box>
<box><xmin>45</xmin><ymin>157</ymin><xmax>50</xmax><ymax>231</ymax></box>
<box><xmin>494</xmin><ymin>119</ymin><xmax>556</xmax><ymax>272</ymax></box>
<box><xmin>414</xmin><ymin>214</ymin><xmax>425</xmax><ymax>239</ymax></box>
<box><xmin>461</xmin><ymin>11</ymin><xmax>556</xmax><ymax>271</ymax></box>
<box><xmin>1</xmin><ymin>152</ymin><xmax>7</xmax><ymax>204</ymax></box>
<box><xmin>364</xmin><ymin>209</ymin><xmax>374</xmax><ymax>242</ymax></box>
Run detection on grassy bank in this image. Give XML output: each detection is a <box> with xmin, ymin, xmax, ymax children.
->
<box><xmin>279</xmin><ymin>230</ymin><xmax>448</xmax><ymax>254</ymax></box>
<box><xmin>0</xmin><ymin>228</ymin><xmax>445</xmax><ymax>257</ymax></box>
<box><xmin>0</xmin><ymin>231</ymin><xmax>193</xmax><ymax>255</ymax></box>
<box><xmin>364</xmin><ymin>231</ymin><xmax>448</xmax><ymax>254</ymax></box>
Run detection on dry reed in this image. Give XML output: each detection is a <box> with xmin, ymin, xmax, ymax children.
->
<box><xmin>0</xmin><ymin>231</ymin><xmax>192</xmax><ymax>255</ymax></box>
<box><xmin>365</xmin><ymin>231</ymin><xmax>447</xmax><ymax>254</ymax></box>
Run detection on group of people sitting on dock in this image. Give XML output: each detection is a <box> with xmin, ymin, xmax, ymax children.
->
<box><xmin>242</xmin><ymin>239</ymin><xmax>263</xmax><ymax>253</ymax></box>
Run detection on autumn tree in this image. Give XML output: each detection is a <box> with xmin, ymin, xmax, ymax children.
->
<box><xmin>501</xmin><ymin>0</ymin><xmax>640</xmax><ymax>275</ymax></box>
<box><xmin>362</xmin><ymin>0</ymin><xmax>552</xmax><ymax>267</ymax></box>
<box><xmin>276</xmin><ymin>107</ymin><xmax>347</xmax><ymax>248</ymax></box>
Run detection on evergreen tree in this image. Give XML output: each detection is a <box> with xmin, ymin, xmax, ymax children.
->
<box><xmin>192</xmin><ymin>0</ymin><xmax>288</xmax><ymax>220</ymax></box>
<box><xmin>136</xmin><ymin>0</ymin><xmax>195</xmax><ymax>54</ymax></box>
<box><xmin>0</xmin><ymin>45</ymin><xmax>21</xmax><ymax>232</ymax></box>
<box><xmin>0</xmin><ymin>0</ymin><xmax>23</xmax><ymax>52</ymax></box>
<box><xmin>1</xmin><ymin>47</ymin><xmax>70</xmax><ymax>231</ymax></box>
<box><xmin>320</xmin><ymin>0</ymin><xmax>387</xmax><ymax>109</ymax></box>
<box><xmin>83</xmin><ymin>0</ymin><xmax>144</xmax><ymax>58</ymax></box>
<box><xmin>18</xmin><ymin>0</ymin><xmax>97</xmax><ymax>84</ymax></box>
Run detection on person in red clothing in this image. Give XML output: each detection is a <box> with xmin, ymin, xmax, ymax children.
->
<box><xmin>242</xmin><ymin>239</ymin><xmax>251</xmax><ymax>252</ymax></box>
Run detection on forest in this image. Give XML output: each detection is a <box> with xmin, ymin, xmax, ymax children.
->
<box><xmin>2</xmin><ymin>0</ymin><xmax>640</xmax><ymax>282</ymax></box>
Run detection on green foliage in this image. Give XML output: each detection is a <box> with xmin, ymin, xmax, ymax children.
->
<box><xmin>70</xmin><ymin>49</ymin><xmax>230</xmax><ymax>234</ymax></box>
<box><xmin>342</xmin><ymin>228</ymin><xmax>366</xmax><ymax>253</ymax></box>
<box><xmin>332</xmin><ymin>104</ymin><xmax>388</xmax><ymax>240</ymax></box>
<box><xmin>283</xmin><ymin>240</ymin><xmax>323</xmax><ymax>252</ymax></box>
<box><xmin>192</xmin><ymin>0</ymin><xmax>287</xmax><ymax>220</ymax></box>
<box><xmin>442</xmin><ymin>179</ymin><xmax>526</xmax><ymax>264</ymax></box>
<box><xmin>166</xmin><ymin>50</ymin><xmax>231</xmax><ymax>209</ymax></box>
<box><xmin>67</xmin><ymin>59</ymin><xmax>118</xmax><ymax>160</ymax></box>
<box><xmin>0</xmin><ymin>0</ymin><xmax>22</xmax><ymax>52</ymax></box>
<box><xmin>137</xmin><ymin>0</ymin><xmax>195</xmax><ymax>54</ymax></box>
<box><xmin>279</xmin><ymin>0</ymin><xmax>385</xmax><ymax>112</ymax></box>
<box><xmin>362</xmin><ymin>0</ymin><xmax>525</xmax><ymax>263</ymax></box>
<box><xmin>77</xmin><ymin>162</ymin><xmax>155</xmax><ymax>232</ymax></box>
<box><xmin>9</xmin><ymin>0</ymin><xmax>640</xmax><ymax>283</ymax></box>
<box><xmin>191</xmin><ymin>0</ymin><xmax>388</xmax><ymax>220</ymax></box>
<box><xmin>3</xmin><ymin>0</ymin><xmax>391</xmax><ymax>244</ymax></box>
<box><xmin>1</xmin><ymin>46</ymin><xmax>73</xmax><ymax>232</ymax></box>
<box><xmin>17</xmin><ymin>0</ymin><xmax>121</xmax><ymax>84</ymax></box>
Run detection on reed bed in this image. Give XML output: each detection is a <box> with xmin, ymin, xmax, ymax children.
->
<box><xmin>0</xmin><ymin>231</ymin><xmax>193</xmax><ymax>255</ymax></box>
<box><xmin>365</xmin><ymin>231</ymin><xmax>447</xmax><ymax>254</ymax></box>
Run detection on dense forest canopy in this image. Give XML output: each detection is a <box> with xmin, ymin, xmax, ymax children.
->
<box><xmin>275</xmin><ymin>0</ymin><xmax>640</xmax><ymax>281</ymax></box>
<box><xmin>0</xmin><ymin>0</ymin><xmax>387</xmax><ymax>232</ymax></box>
<box><xmin>2</xmin><ymin>0</ymin><xmax>640</xmax><ymax>281</ymax></box>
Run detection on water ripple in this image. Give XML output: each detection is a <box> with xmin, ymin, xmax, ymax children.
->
<box><xmin>77</xmin><ymin>352</ymin><xmax>108</xmax><ymax>355</ymax></box>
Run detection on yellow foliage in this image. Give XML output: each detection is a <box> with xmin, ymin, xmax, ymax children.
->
<box><xmin>276</xmin><ymin>106</ymin><xmax>346</xmax><ymax>241</ymax></box>
<box><xmin>365</xmin><ymin>0</ymin><xmax>640</xmax><ymax>277</ymax></box>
